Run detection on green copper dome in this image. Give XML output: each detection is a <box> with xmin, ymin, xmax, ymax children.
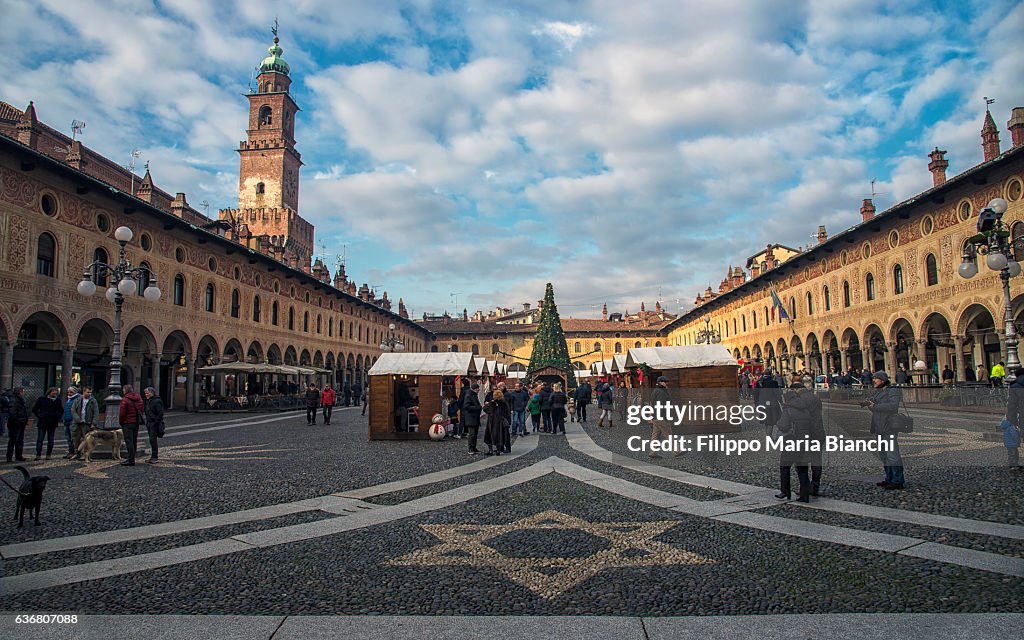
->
<box><xmin>260</xmin><ymin>38</ymin><xmax>290</xmax><ymax>75</ymax></box>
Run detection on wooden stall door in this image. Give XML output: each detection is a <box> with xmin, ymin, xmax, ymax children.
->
<box><xmin>368</xmin><ymin>375</ymin><xmax>394</xmax><ymax>440</ymax></box>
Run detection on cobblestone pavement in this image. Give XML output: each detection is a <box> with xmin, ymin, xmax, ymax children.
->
<box><xmin>1</xmin><ymin>409</ymin><xmax>1021</xmax><ymax>621</ymax></box>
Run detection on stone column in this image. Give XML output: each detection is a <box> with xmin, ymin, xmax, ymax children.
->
<box><xmin>185</xmin><ymin>355</ymin><xmax>196</xmax><ymax>410</ymax></box>
<box><xmin>0</xmin><ymin>342</ymin><xmax>14</xmax><ymax>390</ymax></box>
<box><xmin>951</xmin><ymin>335</ymin><xmax>964</xmax><ymax>382</ymax></box>
<box><xmin>61</xmin><ymin>346</ymin><xmax>75</xmax><ymax>396</ymax></box>
<box><xmin>861</xmin><ymin>347</ymin><xmax>873</xmax><ymax>373</ymax></box>
<box><xmin>839</xmin><ymin>347</ymin><xmax>849</xmax><ymax>373</ymax></box>
<box><xmin>151</xmin><ymin>352</ymin><xmax>161</xmax><ymax>396</ymax></box>
<box><xmin>885</xmin><ymin>342</ymin><xmax>898</xmax><ymax>380</ymax></box>
<box><xmin>914</xmin><ymin>338</ymin><xmax>928</xmax><ymax>381</ymax></box>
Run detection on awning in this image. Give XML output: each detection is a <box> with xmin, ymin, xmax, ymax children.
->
<box><xmin>624</xmin><ymin>345</ymin><xmax>737</xmax><ymax>369</ymax></box>
<box><xmin>369</xmin><ymin>352</ymin><xmax>478</xmax><ymax>376</ymax></box>
<box><xmin>611</xmin><ymin>355</ymin><xmax>628</xmax><ymax>373</ymax></box>
<box><xmin>473</xmin><ymin>356</ymin><xmax>488</xmax><ymax>375</ymax></box>
<box><xmin>198</xmin><ymin>362</ymin><xmax>282</xmax><ymax>374</ymax></box>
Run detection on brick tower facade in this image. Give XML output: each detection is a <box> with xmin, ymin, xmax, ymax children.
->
<box><xmin>221</xmin><ymin>35</ymin><xmax>313</xmax><ymax>264</ymax></box>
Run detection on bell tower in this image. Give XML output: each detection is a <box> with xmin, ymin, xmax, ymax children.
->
<box><xmin>229</xmin><ymin>27</ymin><xmax>313</xmax><ymax>263</ymax></box>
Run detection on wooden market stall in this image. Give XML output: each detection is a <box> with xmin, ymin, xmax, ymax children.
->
<box><xmin>367</xmin><ymin>352</ymin><xmax>478</xmax><ymax>440</ymax></box>
<box><xmin>624</xmin><ymin>345</ymin><xmax>741</xmax><ymax>433</ymax></box>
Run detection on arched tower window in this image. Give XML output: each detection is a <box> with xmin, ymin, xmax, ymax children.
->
<box><xmin>258</xmin><ymin>105</ymin><xmax>272</xmax><ymax>127</ymax></box>
<box><xmin>843</xmin><ymin>281</ymin><xmax>851</xmax><ymax>307</ymax></box>
<box><xmin>173</xmin><ymin>274</ymin><xmax>185</xmax><ymax>306</ymax></box>
<box><xmin>926</xmin><ymin>254</ymin><xmax>938</xmax><ymax>286</ymax></box>
<box><xmin>823</xmin><ymin>286</ymin><xmax>831</xmax><ymax>311</ymax></box>
<box><xmin>93</xmin><ymin>248</ymin><xmax>108</xmax><ymax>286</ymax></box>
<box><xmin>256</xmin><ymin>182</ymin><xmax>265</xmax><ymax>195</ymax></box>
<box><xmin>204</xmin><ymin>284</ymin><xmax>215</xmax><ymax>312</ymax></box>
<box><xmin>253</xmin><ymin>296</ymin><xmax>261</xmax><ymax>322</ymax></box>
<box><xmin>893</xmin><ymin>264</ymin><xmax>904</xmax><ymax>294</ymax></box>
<box><xmin>230</xmin><ymin>289</ymin><xmax>240</xmax><ymax>318</ymax></box>
<box><xmin>271</xmin><ymin>301</ymin><xmax>279</xmax><ymax>326</ymax></box>
<box><xmin>865</xmin><ymin>273</ymin><xmax>875</xmax><ymax>301</ymax></box>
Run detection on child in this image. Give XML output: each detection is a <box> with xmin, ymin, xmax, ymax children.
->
<box><xmin>527</xmin><ymin>391</ymin><xmax>541</xmax><ymax>434</ymax></box>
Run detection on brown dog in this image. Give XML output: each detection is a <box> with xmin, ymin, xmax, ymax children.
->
<box><xmin>78</xmin><ymin>429</ymin><xmax>124</xmax><ymax>462</ymax></box>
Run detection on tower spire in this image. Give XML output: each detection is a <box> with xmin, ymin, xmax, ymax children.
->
<box><xmin>982</xmin><ymin>97</ymin><xmax>1001</xmax><ymax>161</ymax></box>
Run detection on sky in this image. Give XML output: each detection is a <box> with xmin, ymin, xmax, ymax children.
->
<box><xmin>4</xmin><ymin>0</ymin><xmax>1023</xmax><ymax>319</ymax></box>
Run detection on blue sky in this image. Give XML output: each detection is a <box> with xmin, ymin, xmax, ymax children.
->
<box><xmin>5</xmin><ymin>0</ymin><xmax>1023</xmax><ymax>318</ymax></box>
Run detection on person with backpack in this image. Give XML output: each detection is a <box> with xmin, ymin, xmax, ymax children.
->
<box><xmin>119</xmin><ymin>384</ymin><xmax>146</xmax><ymax>467</ymax></box>
<box><xmin>32</xmin><ymin>387</ymin><xmax>63</xmax><ymax>460</ymax></box>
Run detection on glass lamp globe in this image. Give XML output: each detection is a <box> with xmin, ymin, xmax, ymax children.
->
<box><xmin>1009</xmin><ymin>261</ymin><xmax>1022</xmax><ymax>278</ymax></box>
<box><xmin>988</xmin><ymin>198</ymin><xmax>1009</xmax><ymax>215</ymax></box>
<box><xmin>118</xmin><ymin>278</ymin><xmax>138</xmax><ymax>296</ymax></box>
<box><xmin>143</xmin><ymin>285</ymin><xmax>161</xmax><ymax>302</ymax></box>
<box><xmin>396</xmin><ymin>341</ymin><xmax>405</xmax><ymax>352</ymax></box>
<box><xmin>388</xmin><ymin>323</ymin><xmax>396</xmax><ymax>331</ymax></box>
<box><xmin>987</xmin><ymin>251</ymin><xmax>1008</xmax><ymax>271</ymax></box>
<box><xmin>106</xmin><ymin>287</ymin><xmax>118</xmax><ymax>303</ymax></box>
<box><xmin>379</xmin><ymin>341</ymin><xmax>388</xmax><ymax>352</ymax></box>
<box><xmin>958</xmin><ymin>261</ymin><xmax>978</xmax><ymax>279</ymax></box>
<box><xmin>77</xmin><ymin>279</ymin><xmax>97</xmax><ymax>296</ymax></box>
<box><xmin>114</xmin><ymin>226</ymin><xmax>134</xmax><ymax>243</ymax></box>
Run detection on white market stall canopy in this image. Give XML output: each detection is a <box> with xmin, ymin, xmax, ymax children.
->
<box><xmin>624</xmin><ymin>345</ymin><xmax>737</xmax><ymax>370</ymax></box>
<box><xmin>575</xmin><ymin>370</ymin><xmax>592</xmax><ymax>379</ymax></box>
<box><xmin>612</xmin><ymin>355</ymin><xmax>628</xmax><ymax>373</ymax></box>
<box><xmin>197</xmin><ymin>362</ymin><xmax>324</xmax><ymax>375</ymax></box>
<box><xmin>473</xmin><ymin>356</ymin><xmax>488</xmax><ymax>375</ymax></box>
<box><xmin>368</xmin><ymin>352</ymin><xmax>478</xmax><ymax>377</ymax></box>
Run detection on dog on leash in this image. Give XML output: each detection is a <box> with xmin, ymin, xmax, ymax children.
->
<box><xmin>78</xmin><ymin>428</ymin><xmax>125</xmax><ymax>462</ymax></box>
<box><xmin>7</xmin><ymin>466</ymin><xmax>50</xmax><ymax>527</ymax></box>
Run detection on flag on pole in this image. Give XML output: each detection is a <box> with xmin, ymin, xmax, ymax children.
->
<box><xmin>770</xmin><ymin>285</ymin><xmax>789</xmax><ymax>322</ymax></box>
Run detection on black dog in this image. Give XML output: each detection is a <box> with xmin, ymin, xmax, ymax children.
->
<box><xmin>8</xmin><ymin>466</ymin><xmax>50</xmax><ymax>527</ymax></box>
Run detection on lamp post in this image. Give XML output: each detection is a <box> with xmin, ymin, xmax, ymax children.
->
<box><xmin>958</xmin><ymin>197</ymin><xmax>1018</xmax><ymax>382</ymax></box>
<box><xmin>696</xmin><ymin>315</ymin><xmax>721</xmax><ymax>344</ymax></box>
<box><xmin>77</xmin><ymin>226</ymin><xmax>162</xmax><ymax>432</ymax></box>
<box><xmin>379</xmin><ymin>323</ymin><xmax>406</xmax><ymax>353</ymax></box>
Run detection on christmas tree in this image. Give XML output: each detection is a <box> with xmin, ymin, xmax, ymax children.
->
<box><xmin>527</xmin><ymin>283</ymin><xmax>577</xmax><ymax>388</ymax></box>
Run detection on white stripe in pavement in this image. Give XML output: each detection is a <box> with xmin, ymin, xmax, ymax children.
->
<box><xmin>825</xmin><ymin>404</ymin><xmax>997</xmax><ymax>425</ymax></box>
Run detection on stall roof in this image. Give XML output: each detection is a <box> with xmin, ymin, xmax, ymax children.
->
<box><xmin>624</xmin><ymin>345</ymin><xmax>737</xmax><ymax>369</ymax></box>
<box><xmin>611</xmin><ymin>355</ymin><xmax>628</xmax><ymax>373</ymax></box>
<box><xmin>368</xmin><ymin>352</ymin><xmax>478</xmax><ymax>376</ymax></box>
<box><xmin>473</xmin><ymin>356</ymin><xmax>488</xmax><ymax>375</ymax></box>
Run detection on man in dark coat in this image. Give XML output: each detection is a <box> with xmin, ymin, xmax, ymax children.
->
<box><xmin>575</xmin><ymin>381</ymin><xmax>592</xmax><ymax>423</ymax></box>
<box><xmin>550</xmin><ymin>383</ymin><xmax>568</xmax><ymax>435</ymax></box>
<box><xmin>342</xmin><ymin>380</ymin><xmax>352</xmax><ymax>407</ymax></box>
<box><xmin>462</xmin><ymin>383</ymin><xmax>483</xmax><ymax>454</ymax></box>
<box><xmin>866</xmin><ymin>371</ymin><xmax>904</xmax><ymax>489</ymax></box>
<box><xmin>32</xmin><ymin>387</ymin><xmax>63</xmax><ymax>460</ymax></box>
<box><xmin>5</xmin><ymin>387</ymin><xmax>29</xmax><ymax>462</ymax></box>
<box><xmin>538</xmin><ymin>383</ymin><xmax>553</xmax><ymax>433</ymax></box>
<box><xmin>143</xmin><ymin>387</ymin><xmax>165</xmax><ymax>463</ymax></box>
<box><xmin>756</xmin><ymin>371</ymin><xmax>782</xmax><ymax>433</ymax></box>
<box><xmin>775</xmin><ymin>380</ymin><xmax>816</xmax><ymax>502</ymax></box>
<box><xmin>508</xmin><ymin>383</ymin><xmax>529</xmax><ymax>436</ymax></box>
<box><xmin>305</xmin><ymin>384</ymin><xmax>321</xmax><ymax>425</ymax></box>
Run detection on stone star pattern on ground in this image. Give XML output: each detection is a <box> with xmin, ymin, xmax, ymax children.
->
<box><xmin>387</xmin><ymin>509</ymin><xmax>715</xmax><ymax>599</ymax></box>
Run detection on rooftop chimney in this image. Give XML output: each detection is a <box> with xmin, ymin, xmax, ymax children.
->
<box><xmin>171</xmin><ymin>192</ymin><xmax>188</xmax><ymax>218</ymax></box>
<box><xmin>982</xmin><ymin>109</ymin><xmax>1001</xmax><ymax>161</ymax></box>
<box><xmin>817</xmin><ymin>225</ymin><xmax>828</xmax><ymax>244</ymax></box>
<box><xmin>1009</xmin><ymin>107</ymin><xmax>1024</xmax><ymax>148</ymax></box>
<box><xmin>751</xmin><ymin>263</ymin><xmax>761</xmax><ymax>278</ymax></box>
<box><xmin>16</xmin><ymin>101</ymin><xmax>38</xmax><ymax>148</ymax></box>
<box><xmin>927</xmin><ymin>147</ymin><xmax>948</xmax><ymax>186</ymax></box>
<box><xmin>860</xmin><ymin>198</ymin><xmax>876</xmax><ymax>222</ymax></box>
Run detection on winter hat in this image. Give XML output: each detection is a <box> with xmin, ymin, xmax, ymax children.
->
<box><xmin>657</xmin><ymin>376</ymin><xmax>668</xmax><ymax>383</ymax></box>
<box><xmin>872</xmin><ymin>371</ymin><xmax>889</xmax><ymax>383</ymax></box>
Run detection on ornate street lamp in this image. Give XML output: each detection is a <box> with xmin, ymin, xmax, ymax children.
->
<box><xmin>696</xmin><ymin>315</ymin><xmax>721</xmax><ymax>344</ymax></box>
<box><xmin>77</xmin><ymin>226</ymin><xmax>162</xmax><ymax>431</ymax></box>
<box><xmin>379</xmin><ymin>323</ymin><xmax>405</xmax><ymax>353</ymax></box>
<box><xmin>959</xmin><ymin>197</ymin><xmax>1018</xmax><ymax>382</ymax></box>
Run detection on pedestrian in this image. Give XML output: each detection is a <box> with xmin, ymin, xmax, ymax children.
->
<box><xmin>483</xmin><ymin>389</ymin><xmax>509</xmax><ymax>456</ymax></box>
<box><xmin>575</xmin><ymin>380</ymin><xmax>592</xmax><ymax>423</ymax></box>
<box><xmin>864</xmin><ymin>371</ymin><xmax>905</xmax><ymax>489</ymax></box>
<box><xmin>1003</xmin><ymin>368</ymin><xmax>1024</xmax><ymax>469</ymax></box>
<box><xmin>977</xmin><ymin>364</ymin><xmax>988</xmax><ymax>384</ymax></box>
<box><xmin>70</xmin><ymin>386</ymin><xmax>98</xmax><ymax>460</ymax></box>
<box><xmin>527</xmin><ymin>390</ymin><xmax>541</xmax><ymax>434</ymax></box>
<box><xmin>991</xmin><ymin>361</ymin><xmax>1006</xmax><ymax>387</ymax></box>
<box><xmin>305</xmin><ymin>383</ymin><xmax>321</xmax><ymax>425</ymax></box>
<box><xmin>597</xmin><ymin>382</ymin><xmax>615</xmax><ymax>427</ymax></box>
<box><xmin>0</xmin><ymin>387</ymin><xmax>10</xmax><ymax>438</ymax></box>
<box><xmin>550</xmin><ymin>383</ymin><xmax>568</xmax><ymax>434</ymax></box>
<box><xmin>353</xmin><ymin>379</ymin><xmax>362</xmax><ymax>407</ymax></box>
<box><xmin>447</xmin><ymin>390</ymin><xmax>462</xmax><ymax>438</ymax></box>
<box><xmin>802</xmin><ymin>375</ymin><xmax>826</xmax><ymax>496</ymax></box>
<box><xmin>964</xmin><ymin>366</ymin><xmax>977</xmax><ymax>382</ymax></box>
<box><xmin>648</xmin><ymin>376</ymin><xmax>672</xmax><ymax>458</ymax></box>
<box><xmin>143</xmin><ymin>387</ymin><xmax>165</xmax><ymax>464</ymax></box>
<box><xmin>32</xmin><ymin>387</ymin><xmax>62</xmax><ymax>460</ymax></box>
<box><xmin>118</xmin><ymin>384</ymin><xmax>146</xmax><ymax>466</ymax></box>
<box><xmin>462</xmin><ymin>383</ymin><xmax>483</xmax><ymax>454</ymax></box>
<box><xmin>895</xmin><ymin>365</ymin><xmax>910</xmax><ymax>386</ymax></box>
<box><xmin>509</xmin><ymin>383</ymin><xmax>529</xmax><ymax>436</ymax></box>
<box><xmin>538</xmin><ymin>382</ymin><xmax>553</xmax><ymax>433</ymax></box>
<box><xmin>343</xmin><ymin>380</ymin><xmax>352</xmax><ymax>407</ymax></box>
<box><xmin>395</xmin><ymin>380</ymin><xmax>414</xmax><ymax>432</ymax></box>
<box><xmin>5</xmin><ymin>387</ymin><xmax>29</xmax><ymax>462</ymax></box>
<box><xmin>774</xmin><ymin>377</ymin><xmax>824</xmax><ymax>502</ymax></box>
<box><xmin>62</xmin><ymin>386</ymin><xmax>80</xmax><ymax>458</ymax></box>
<box><xmin>941</xmin><ymin>365</ymin><xmax>955</xmax><ymax>385</ymax></box>
<box><xmin>757</xmin><ymin>370</ymin><xmax>782</xmax><ymax>434</ymax></box>
<box><xmin>320</xmin><ymin>384</ymin><xmax>336</xmax><ymax>425</ymax></box>
<box><xmin>361</xmin><ymin>383</ymin><xmax>369</xmax><ymax>416</ymax></box>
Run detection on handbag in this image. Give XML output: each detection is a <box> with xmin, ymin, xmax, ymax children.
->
<box><xmin>889</xmin><ymin>395</ymin><xmax>914</xmax><ymax>433</ymax></box>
